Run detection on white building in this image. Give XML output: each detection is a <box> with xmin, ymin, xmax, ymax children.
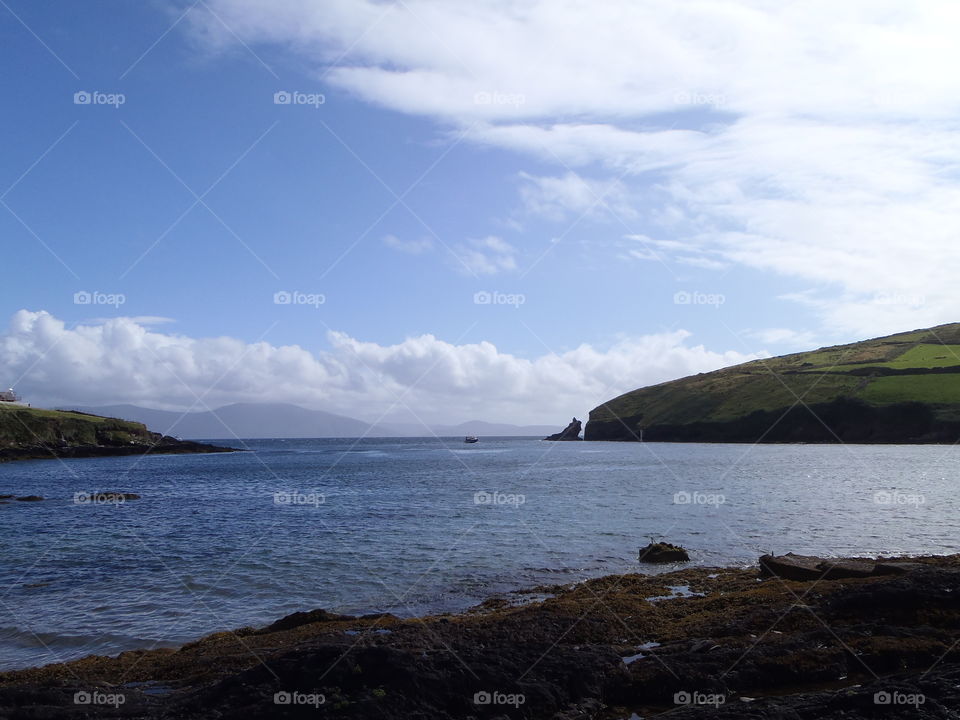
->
<box><xmin>0</xmin><ymin>388</ymin><xmax>21</xmax><ymax>403</ymax></box>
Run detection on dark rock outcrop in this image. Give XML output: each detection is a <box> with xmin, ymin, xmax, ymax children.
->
<box><xmin>259</xmin><ymin>609</ymin><xmax>354</xmax><ymax>634</ymax></box>
<box><xmin>0</xmin><ymin>438</ymin><xmax>236</xmax><ymax>464</ymax></box>
<box><xmin>587</xmin><ymin>398</ymin><xmax>956</xmax><ymax>443</ymax></box>
<box><xmin>544</xmin><ymin>417</ymin><xmax>583</xmax><ymax>441</ymax></box>
<box><xmin>639</xmin><ymin>541</ymin><xmax>690</xmax><ymax>563</ymax></box>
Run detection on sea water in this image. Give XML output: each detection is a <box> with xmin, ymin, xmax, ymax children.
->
<box><xmin>0</xmin><ymin>437</ymin><xmax>955</xmax><ymax>670</ymax></box>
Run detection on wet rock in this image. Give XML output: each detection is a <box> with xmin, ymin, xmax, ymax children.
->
<box><xmin>259</xmin><ymin>608</ymin><xmax>354</xmax><ymax>634</ymax></box>
<box><xmin>759</xmin><ymin>553</ymin><xmax>823</xmax><ymax>580</ymax></box>
<box><xmin>14</xmin><ymin>495</ymin><xmax>43</xmax><ymax>502</ymax></box>
<box><xmin>873</xmin><ymin>561</ymin><xmax>927</xmax><ymax>575</ymax></box>
<box><xmin>639</xmin><ymin>542</ymin><xmax>690</xmax><ymax>563</ymax></box>
<box><xmin>818</xmin><ymin>558</ymin><xmax>876</xmax><ymax>579</ymax></box>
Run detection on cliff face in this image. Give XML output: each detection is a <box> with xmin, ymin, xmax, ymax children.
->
<box><xmin>0</xmin><ymin>405</ymin><xmax>235</xmax><ymax>462</ymax></box>
<box><xmin>544</xmin><ymin>418</ymin><xmax>583</xmax><ymax>441</ymax></box>
<box><xmin>586</xmin><ymin>322</ymin><xmax>960</xmax><ymax>443</ymax></box>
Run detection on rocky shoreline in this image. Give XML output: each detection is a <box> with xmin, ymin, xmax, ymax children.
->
<box><xmin>0</xmin><ymin>437</ymin><xmax>238</xmax><ymax>464</ymax></box>
<box><xmin>1</xmin><ymin>552</ymin><xmax>959</xmax><ymax>718</ymax></box>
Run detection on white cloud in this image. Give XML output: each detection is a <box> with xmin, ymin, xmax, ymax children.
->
<box><xmin>622</xmin><ymin>234</ymin><xmax>728</xmax><ymax>272</ymax></box>
<box><xmin>86</xmin><ymin>315</ymin><xmax>176</xmax><ymax>326</ymax></box>
<box><xmin>518</xmin><ymin>171</ymin><xmax>637</xmax><ymax>223</ymax></box>
<box><xmin>451</xmin><ymin>235</ymin><xmax>517</xmax><ymax>275</ymax></box>
<box><xmin>0</xmin><ymin>310</ymin><xmax>761</xmax><ymax>425</ymax></box>
<box><xmin>186</xmin><ymin>0</ymin><xmax>960</xmax><ymax>338</ymax></box>
<box><xmin>383</xmin><ymin>234</ymin><xmax>433</xmax><ymax>254</ymax></box>
<box><xmin>743</xmin><ymin>327</ymin><xmax>819</xmax><ymax>349</ymax></box>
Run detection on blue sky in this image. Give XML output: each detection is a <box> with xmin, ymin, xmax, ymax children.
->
<box><xmin>1</xmin><ymin>1</ymin><xmax>956</xmax><ymax>423</ymax></box>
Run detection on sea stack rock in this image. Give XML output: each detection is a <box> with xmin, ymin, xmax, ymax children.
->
<box><xmin>545</xmin><ymin>417</ymin><xmax>583</xmax><ymax>441</ymax></box>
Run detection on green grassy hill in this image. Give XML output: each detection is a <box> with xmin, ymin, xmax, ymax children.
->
<box><xmin>0</xmin><ymin>404</ymin><xmax>234</xmax><ymax>462</ymax></box>
<box><xmin>585</xmin><ymin>323</ymin><xmax>960</xmax><ymax>443</ymax></box>
<box><xmin>0</xmin><ymin>404</ymin><xmax>153</xmax><ymax>448</ymax></box>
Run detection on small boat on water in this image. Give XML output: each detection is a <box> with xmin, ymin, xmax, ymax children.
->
<box><xmin>464</xmin><ymin>436</ymin><xmax>479</xmax><ymax>444</ymax></box>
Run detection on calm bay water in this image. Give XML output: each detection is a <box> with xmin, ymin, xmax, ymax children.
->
<box><xmin>0</xmin><ymin>437</ymin><xmax>957</xmax><ymax>670</ymax></box>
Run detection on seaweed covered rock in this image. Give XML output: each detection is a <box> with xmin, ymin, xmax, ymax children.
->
<box><xmin>639</xmin><ymin>542</ymin><xmax>690</xmax><ymax>563</ymax></box>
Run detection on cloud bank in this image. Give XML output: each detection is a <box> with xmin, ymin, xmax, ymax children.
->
<box><xmin>0</xmin><ymin>311</ymin><xmax>760</xmax><ymax>425</ymax></box>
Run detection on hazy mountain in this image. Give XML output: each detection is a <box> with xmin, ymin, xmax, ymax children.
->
<box><xmin>65</xmin><ymin>403</ymin><xmax>385</xmax><ymax>440</ymax></box>
<box><xmin>429</xmin><ymin>420</ymin><xmax>559</xmax><ymax>437</ymax></box>
<box><xmin>62</xmin><ymin>404</ymin><xmax>558</xmax><ymax>440</ymax></box>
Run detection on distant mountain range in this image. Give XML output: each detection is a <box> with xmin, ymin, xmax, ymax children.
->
<box><xmin>395</xmin><ymin>420</ymin><xmax>559</xmax><ymax>437</ymax></box>
<box><xmin>62</xmin><ymin>403</ymin><xmax>559</xmax><ymax>440</ymax></box>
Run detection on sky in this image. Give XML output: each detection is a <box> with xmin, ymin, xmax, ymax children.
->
<box><xmin>1</xmin><ymin>0</ymin><xmax>958</xmax><ymax>425</ymax></box>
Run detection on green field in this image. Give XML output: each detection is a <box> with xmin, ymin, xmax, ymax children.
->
<box><xmin>860</xmin><ymin>374</ymin><xmax>960</xmax><ymax>405</ymax></box>
<box><xmin>810</xmin><ymin>344</ymin><xmax>960</xmax><ymax>373</ymax></box>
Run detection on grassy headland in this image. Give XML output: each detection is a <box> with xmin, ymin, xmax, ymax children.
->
<box><xmin>0</xmin><ymin>404</ymin><xmax>236</xmax><ymax>462</ymax></box>
<box><xmin>586</xmin><ymin>323</ymin><xmax>960</xmax><ymax>442</ymax></box>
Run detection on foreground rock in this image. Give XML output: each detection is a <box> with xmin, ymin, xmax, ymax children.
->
<box><xmin>759</xmin><ymin>552</ymin><xmax>923</xmax><ymax>580</ymax></box>
<box><xmin>2</xmin><ymin>553</ymin><xmax>959</xmax><ymax>718</ymax></box>
<box><xmin>544</xmin><ymin>417</ymin><xmax>583</xmax><ymax>441</ymax></box>
<box><xmin>639</xmin><ymin>541</ymin><xmax>690</xmax><ymax>563</ymax></box>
